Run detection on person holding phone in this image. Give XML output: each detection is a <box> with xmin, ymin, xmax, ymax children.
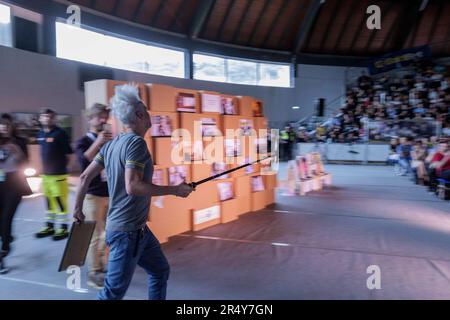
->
<box><xmin>74</xmin><ymin>103</ymin><xmax>112</xmax><ymax>289</ymax></box>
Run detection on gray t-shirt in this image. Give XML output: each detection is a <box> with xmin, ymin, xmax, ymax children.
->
<box><xmin>95</xmin><ymin>133</ymin><xmax>153</xmax><ymax>232</ymax></box>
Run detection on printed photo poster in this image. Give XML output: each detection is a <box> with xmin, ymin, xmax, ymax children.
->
<box><xmin>176</xmin><ymin>93</ymin><xmax>196</xmax><ymax>113</ymax></box>
<box><xmin>225</xmin><ymin>139</ymin><xmax>242</xmax><ymax>157</ymax></box>
<box><xmin>193</xmin><ymin>205</ymin><xmax>220</xmax><ymax>226</ymax></box>
<box><xmin>217</xmin><ymin>181</ymin><xmax>234</xmax><ymax>201</ymax></box>
<box><xmin>260</xmin><ymin>157</ymin><xmax>274</xmax><ymax>174</ymax></box>
<box><xmin>239</xmin><ymin>119</ymin><xmax>254</xmax><ymax>136</ymax></box>
<box><xmin>201</xmin><ymin>93</ymin><xmax>222</xmax><ymax>113</ymax></box>
<box><xmin>152</xmin><ymin>169</ymin><xmax>165</xmax><ymax>208</ymax></box>
<box><xmin>254</xmin><ymin>138</ymin><xmax>268</xmax><ymax>154</ymax></box>
<box><xmin>296</xmin><ymin>156</ymin><xmax>310</xmax><ymax>180</ymax></box>
<box><xmin>221</xmin><ymin>96</ymin><xmax>237</xmax><ymax>115</ymax></box>
<box><xmin>310</xmin><ymin>152</ymin><xmax>325</xmax><ymax>175</ymax></box>
<box><xmin>251</xmin><ymin>176</ymin><xmax>265</xmax><ymax>192</ymax></box>
<box><xmin>151</xmin><ymin>115</ymin><xmax>173</xmax><ymax>137</ymax></box>
<box><xmin>182</xmin><ymin>140</ymin><xmax>203</xmax><ymax>162</ymax></box>
<box><xmin>212</xmin><ymin>162</ymin><xmax>229</xmax><ymax>180</ymax></box>
<box><xmin>168</xmin><ymin>166</ymin><xmax>187</xmax><ymax>186</ymax></box>
<box><xmin>201</xmin><ymin>117</ymin><xmax>221</xmax><ymax>137</ymax></box>
<box><xmin>239</xmin><ymin>157</ymin><xmax>255</xmax><ymax>174</ymax></box>
<box><xmin>152</xmin><ymin>169</ymin><xmax>165</xmax><ymax>186</ymax></box>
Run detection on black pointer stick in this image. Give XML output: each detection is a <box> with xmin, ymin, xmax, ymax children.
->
<box><xmin>189</xmin><ymin>156</ymin><xmax>273</xmax><ymax>189</ymax></box>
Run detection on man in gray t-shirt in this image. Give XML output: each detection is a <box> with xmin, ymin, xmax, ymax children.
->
<box><xmin>95</xmin><ymin>133</ymin><xmax>153</xmax><ymax>232</ymax></box>
<box><xmin>73</xmin><ymin>84</ymin><xmax>193</xmax><ymax>300</ymax></box>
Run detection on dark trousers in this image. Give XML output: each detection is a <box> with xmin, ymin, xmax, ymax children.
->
<box><xmin>428</xmin><ymin>168</ymin><xmax>438</xmax><ymax>191</ymax></box>
<box><xmin>0</xmin><ymin>179</ymin><xmax>22</xmax><ymax>252</ymax></box>
<box><xmin>429</xmin><ymin>169</ymin><xmax>450</xmax><ymax>191</ymax></box>
<box><xmin>441</xmin><ymin>170</ymin><xmax>450</xmax><ymax>181</ymax></box>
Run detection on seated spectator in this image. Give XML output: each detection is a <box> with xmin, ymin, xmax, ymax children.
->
<box><xmin>396</xmin><ymin>137</ymin><xmax>413</xmax><ymax>176</ymax></box>
<box><xmin>427</xmin><ymin>140</ymin><xmax>450</xmax><ymax>192</ymax></box>
<box><xmin>411</xmin><ymin>140</ymin><xmax>428</xmax><ymax>184</ymax></box>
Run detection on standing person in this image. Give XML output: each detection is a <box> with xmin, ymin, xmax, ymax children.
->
<box><xmin>288</xmin><ymin>127</ymin><xmax>297</xmax><ymax>159</ymax></box>
<box><xmin>280</xmin><ymin>127</ymin><xmax>289</xmax><ymax>161</ymax></box>
<box><xmin>74</xmin><ymin>104</ymin><xmax>112</xmax><ymax>289</ymax></box>
<box><xmin>0</xmin><ymin>116</ymin><xmax>30</xmax><ymax>273</ymax></box>
<box><xmin>35</xmin><ymin>108</ymin><xmax>73</xmax><ymax>241</ymax></box>
<box><xmin>73</xmin><ymin>84</ymin><xmax>194</xmax><ymax>300</ymax></box>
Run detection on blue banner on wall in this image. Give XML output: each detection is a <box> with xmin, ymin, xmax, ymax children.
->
<box><xmin>368</xmin><ymin>45</ymin><xmax>431</xmax><ymax>75</ymax></box>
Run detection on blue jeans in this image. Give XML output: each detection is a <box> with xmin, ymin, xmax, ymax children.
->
<box><xmin>399</xmin><ymin>158</ymin><xmax>412</xmax><ymax>175</ymax></box>
<box><xmin>97</xmin><ymin>226</ymin><xmax>170</xmax><ymax>300</ymax></box>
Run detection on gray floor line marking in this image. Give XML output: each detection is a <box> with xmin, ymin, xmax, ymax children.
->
<box><xmin>15</xmin><ymin>218</ymin><xmax>45</xmax><ymax>223</ymax></box>
<box><xmin>283</xmin><ymin>194</ymin><xmax>446</xmax><ymax>203</ymax></box>
<box><xmin>0</xmin><ymin>275</ymin><xmax>86</xmax><ymax>292</ymax></box>
<box><xmin>0</xmin><ymin>276</ymin><xmax>143</xmax><ymax>300</ymax></box>
<box><xmin>262</xmin><ymin>209</ymin><xmax>450</xmax><ymax>224</ymax></box>
<box><xmin>174</xmin><ymin>233</ymin><xmax>450</xmax><ymax>263</ymax></box>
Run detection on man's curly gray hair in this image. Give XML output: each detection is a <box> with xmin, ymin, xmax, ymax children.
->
<box><xmin>110</xmin><ymin>83</ymin><xmax>145</xmax><ymax>125</ymax></box>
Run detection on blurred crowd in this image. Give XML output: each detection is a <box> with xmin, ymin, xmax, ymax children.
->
<box><xmin>387</xmin><ymin>136</ymin><xmax>450</xmax><ymax>194</ymax></box>
<box><xmin>293</xmin><ymin>60</ymin><xmax>450</xmax><ymax>144</ymax></box>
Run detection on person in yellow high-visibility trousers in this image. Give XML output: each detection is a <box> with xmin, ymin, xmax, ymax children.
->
<box><xmin>35</xmin><ymin>109</ymin><xmax>73</xmax><ymax>241</ymax></box>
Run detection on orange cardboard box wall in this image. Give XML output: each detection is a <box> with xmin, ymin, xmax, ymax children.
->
<box><xmin>149</xmin><ymin>195</ymin><xmax>192</xmax><ymax>238</ymax></box>
<box><xmin>238</xmin><ymin>96</ymin><xmax>255</xmax><ymax>117</ymax></box>
<box><xmin>147</xmin><ymin>83</ymin><xmax>175</xmax><ymax>112</ymax></box>
<box><xmin>153</xmin><ymin>137</ymin><xmax>183</xmax><ymax>166</ymax></box>
<box><xmin>251</xmin><ymin>190</ymin><xmax>267</xmax><ymax>212</ymax></box>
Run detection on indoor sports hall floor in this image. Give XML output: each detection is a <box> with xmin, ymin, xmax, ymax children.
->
<box><xmin>1</xmin><ymin>164</ymin><xmax>450</xmax><ymax>300</ymax></box>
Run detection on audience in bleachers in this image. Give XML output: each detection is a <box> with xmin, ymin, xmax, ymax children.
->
<box><xmin>394</xmin><ymin>136</ymin><xmax>450</xmax><ymax>197</ymax></box>
<box><xmin>300</xmin><ymin>60</ymin><xmax>449</xmax><ymax>143</ymax></box>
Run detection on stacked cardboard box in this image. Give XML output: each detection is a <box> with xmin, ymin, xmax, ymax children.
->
<box><xmin>84</xmin><ymin>80</ymin><xmax>277</xmax><ymax>244</ymax></box>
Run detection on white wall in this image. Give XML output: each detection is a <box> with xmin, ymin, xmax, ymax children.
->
<box><xmin>0</xmin><ymin>45</ymin><xmax>357</xmax><ymax>140</ymax></box>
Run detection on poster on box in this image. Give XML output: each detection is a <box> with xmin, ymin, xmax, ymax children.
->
<box><xmin>201</xmin><ymin>93</ymin><xmax>222</xmax><ymax>113</ymax></box>
<box><xmin>255</xmin><ymin>138</ymin><xmax>268</xmax><ymax>154</ymax></box>
<box><xmin>150</xmin><ymin>115</ymin><xmax>173</xmax><ymax>137</ymax></box>
<box><xmin>183</xmin><ymin>140</ymin><xmax>203</xmax><ymax>162</ymax></box>
<box><xmin>152</xmin><ymin>169</ymin><xmax>165</xmax><ymax>186</ymax></box>
<box><xmin>239</xmin><ymin>119</ymin><xmax>254</xmax><ymax>136</ymax></box>
<box><xmin>212</xmin><ymin>162</ymin><xmax>229</xmax><ymax>180</ymax></box>
<box><xmin>251</xmin><ymin>176</ymin><xmax>265</xmax><ymax>192</ymax></box>
<box><xmin>225</xmin><ymin>139</ymin><xmax>242</xmax><ymax>157</ymax></box>
<box><xmin>240</xmin><ymin>157</ymin><xmax>254</xmax><ymax>174</ymax></box>
<box><xmin>176</xmin><ymin>93</ymin><xmax>196</xmax><ymax>113</ymax></box>
<box><xmin>201</xmin><ymin>117</ymin><xmax>221</xmax><ymax>137</ymax></box>
<box><xmin>221</xmin><ymin>97</ymin><xmax>237</xmax><ymax>115</ymax></box>
<box><xmin>168</xmin><ymin>166</ymin><xmax>187</xmax><ymax>186</ymax></box>
<box><xmin>217</xmin><ymin>182</ymin><xmax>234</xmax><ymax>201</ymax></box>
<box><xmin>193</xmin><ymin>205</ymin><xmax>220</xmax><ymax>225</ymax></box>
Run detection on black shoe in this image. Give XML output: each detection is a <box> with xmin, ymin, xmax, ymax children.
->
<box><xmin>52</xmin><ymin>229</ymin><xmax>69</xmax><ymax>241</ymax></box>
<box><xmin>36</xmin><ymin>227</ymin><xmax>55</xmax><ymax>238</ymax></box>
